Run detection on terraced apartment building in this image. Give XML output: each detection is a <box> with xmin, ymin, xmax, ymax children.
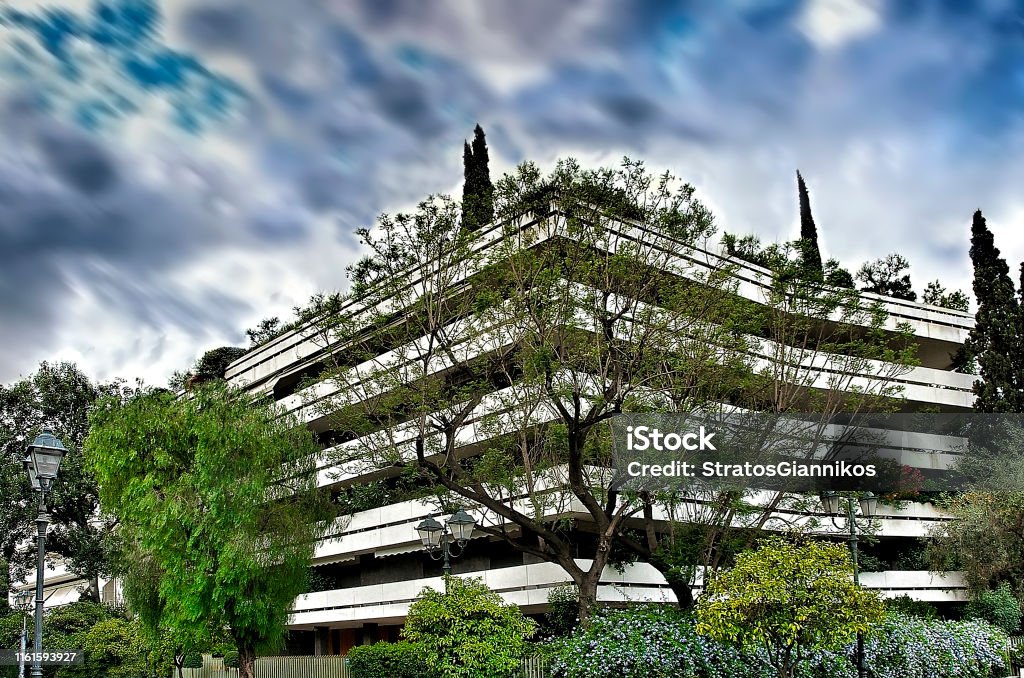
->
<box><xmin>217</xmin><ymin>199</ymin><xmax>974</xmax><ymax>656</ymax></box>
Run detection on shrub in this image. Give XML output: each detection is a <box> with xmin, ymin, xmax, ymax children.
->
<box><xmin>182</xmin><ymin>651</ymin><xmax>204</xmax><ymax>669</ymax></box>
<box><xmin>543</xmin><ymin>585</ymin><xmax>580</xmax><ymax>638</ymax></box>
<box><xmin>347</xmin><ymin>641</ymin><xmax>433</xmax><ymax>678</ymax></box>
<box><xmin>60</xmin><ymin>617</ymin><xmax>155</xmax><ymax>678</ymax></box>
<box><xmin>548</xmin><ymin>604</ymin><xmax>852</xmax><ymax>678</ymax></box>
<box><xmin>403</xmin><ymin>576</ymin><xmax>536</xmax><ymax>678</ymax></box>
<box><xmin>885</xmin><ymin>595</ymin><xmax>939</xmax><ymax>619</ymax></box>
<box><xmin>864</xmin><ymin>613</ymin><xmax>1007</xmax><ymax>678</ymax></box>
<box><xmin>548</xmin><ymin>607</ymin><xmax>1008</xmax><ymax>678</ymax></box>
<box><xmin>965</xmin><ymin>583</ymin><xmax>1022</xmax><ymax>633</ymax></box>
<box><xmin>222</xmin><ymin>650</ymin><xmax>240</xmax><ymax>668</ymax></box>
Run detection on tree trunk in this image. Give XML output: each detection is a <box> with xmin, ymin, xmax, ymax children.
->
<box><xmin>237</xmin><ymin>645</ymin><xmax>257</xmax><ymax>678</ymax></box>
<box><xmin>83</xmin><ymin>576</ymin><xmax>100</xmax><ymax>603</ymax></box>
<box><xmin>665</xmin><ymin>575</ymin><xmax>694</xmax><ymax>609</ymax></box>
<box><xmin>577</xmin><ymin>573</ymin><xmax>599</xmax><ymax>626</ymax></box>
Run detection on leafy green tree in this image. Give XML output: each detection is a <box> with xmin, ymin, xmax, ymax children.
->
<box><xmin>169</xmin><ymin>346</ymin><xmax>248</xmax><ymax>390</ymax></box>
<box><xmin>311</xmin><ymin>158</ymin><xmax>756</xmax><ymax>619</ymax></box>
<box><xmin>930</xmin><ymin>491</ymin><xmax>1024</xmax><ymax>601</ymax></box>
<box><xmin>966</xmin><ymin>210</ymin><xmax>1022</xmax><ymax>412</ymax></box>
<box><xmin>461</xmin><ymin>124</ymin><xmax>494</xmax><ymax>230</ymax></box>
<box><xmin>697</xmin><ymin>537</ymin><xmax>884</xmax><ymax>678</ymax></box>
<box><xmin>0</xmin><ymin>362</ymin><xmax>119</xmax><ymax>601</ymax></box>
<box><xmin>796</xmin><ymin>170</ymin><xmax>823</xmax><ymax>279</ymax></box>
<box><xmin>84</xmin><ymin>382</ymin><xmax>331</xmax><ymax>678</ymax></box>
<box><xmin>965</xmin><ymin>582</ymin><xmax>1022</xmax><ymax>634</ymax></box>
<box><xmin>245</xmin><ymin>317</ymin><xmax>283</xmax><ymax>347</ymax></box>
<box><xmin>923</xmin><ymin>280</ymin><xmax>969</xmax><ymax>312</ymax></box>
<box><xmin>402</xmin><ymin>576</ymin><xmax>535</xmax><ymax>678</ymax></box>
<box><xmin>856</xmin><ymin>253</ymin><xmax>917</xmax><ymax>301</ymax></box>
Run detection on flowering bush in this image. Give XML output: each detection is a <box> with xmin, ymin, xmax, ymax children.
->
<box><xmin>547</xmin><ymin>604</ymin><xmax>851</xmax><ymax>678</ymax></box>
<box><xmin>547</xmin><ymin>607</ymin><xmax>1008</xmax><ymax>678</ymax></box>
<box><xmin>864</xmin><ymin>613</ymin><xmax>1007</xmax><ymax>678</ymax></box>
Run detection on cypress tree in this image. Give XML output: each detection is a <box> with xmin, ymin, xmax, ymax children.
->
<box><xmin>967</xmin><ymin>209</ymin><xmax>1022</xmax><ymax>412</ymax></box>
<box><xmin>796</xmin><ymin>171</ymin><xmax>824</xmax><ymax>279</ymax></box>
<box><xmin>461</xmin><ymin>124</ymin><xmax>493</xmax><ymax>230</ymax></box>
<box><xmin>471</xmin><ymin>124</ymin><xmax>493</xmax><ymax>225</ymax></box>
<box><xmin>462</xmin><ymin>140</ymin><xmax>475</xmax><ymax>228</ymax></box>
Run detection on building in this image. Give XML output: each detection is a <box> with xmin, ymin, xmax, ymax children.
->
<box><xmin>220</xmin><ymin>205</ymin><xmax>974</xmax><ymax>655</ymax></box>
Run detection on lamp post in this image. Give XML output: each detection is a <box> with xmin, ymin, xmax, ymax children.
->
<box><xmin>415</xmin><ymin>509</ymin><xmax>478</xmax><ymax>591</ymax></box>
<box><xmin>14</xmin><ymin>590</ymin><xmax>33</xmax><ymax>678</ymax></box>
<box><xmin>23</xmin><ymin>428</ymin><xmax>67</xmax><ymax>678</ymax></box>
<box><xmin>820</xmin><ymin>491</ymin><xmax>877</xmax><ymax>678</ymax></box>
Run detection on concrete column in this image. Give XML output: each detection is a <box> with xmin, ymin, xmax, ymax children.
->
<box><xmin>313</xmin><ymin>626</ymin><xmax>329</xmax><ymax>656</ymax></box>
<box><xmin>359</xmin><ymin>623</ymin><xmax>378</xmax><ymax>646</ymax></box>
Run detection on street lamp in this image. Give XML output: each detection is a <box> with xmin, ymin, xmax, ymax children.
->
<box><xmin>415</xmin><ymin>510</ymin><xmax>478</xmax><ymax>588</ymax></box>
<box><xmin>14</xmin><ymin>590</ymin><xmax>33</xmax><ymax>678</ymax></box>
<box><xmin>820</xmin><ymin>491</ymin><xmax>877</xmax><ymax>678</ymax></box>
<box><xmin>24</xmin><ymin>428</ymin><xmax>67</xmax><ymax>678</ymax></box>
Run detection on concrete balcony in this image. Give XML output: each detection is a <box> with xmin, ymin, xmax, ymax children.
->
<box><xmin>288</xmin><ymin>560</ymin><xmax>967</xmax><ymax>629</ymax></box>
<box><xmin>226</xmin><ymin>213</ymin><xmax>972</xmax><ymax>395</ymax></box>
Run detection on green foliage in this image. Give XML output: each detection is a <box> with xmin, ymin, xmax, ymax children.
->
<box><xmin>548</xmin><ymin>604</ymin><xmax>852</xmax><ymax>678</ymax></box>
<box><xmin>966</xmin><ymin>209</ymin><xmax>1022</xmax><ymax>412</ymax></box>
<box><xmin>552</xmin><ymin>600</ymin><xmax>999</xmax><ymax>678</ymax></box>
<box><xmin>864</xmin><ymin>613</ymin><xmax>1007</xmax><ymax>678</ymax></box>
<box><xmin>462</xmin><ymin>124</ymin><xmax>494</xmax><ymax>230</ymax></box>
<box><xmin>223</xmin><ymin>650</ymin><xmax>240</xmax><ymax>668</ymax></box>
<box><xmin>543</xmin><ymin>585</ymin><xmax>580</xmax><ymax>638</ymax></box>
<box><xmin>84</xmin><ymin>381</ymin><xmax>331</xmax><ymax>673</ymax></box>
<box><xmin>402</xmin><ymin>576</ymin><xmax>536</xmax><ymax>677</ymax></box>
<box><xmin>183</xmin><ymin>651</ymin><xmax>204</xmax><ymax>668</ymax></box>
<box><xmin>0</xmin><ymin>362</ymin><xmax>119</xmax><ymax>595</ymax></box>
<box><xmin>245</xmin><ymin>317</ymin><xmax>284</xmax><ymax>347</ymax></box>
<box><xmin>697</xmin><ymin>537</ymin><xmax>884</xmax><ymax>678</ymax></box>
<box><xmin>923</xmin><ymin>280</ymin><xmax>969</xmax><ymax>312</ymax></box>
<box><xmin>965</xmin><ymin>583</ymin><xmax>1022</xmax><ymax>633</ymax></box>
<box><xmin>170</xmin><ymin>346</ymin><xmax>248</xmax><ymax>389</ymax></box>
<box><xmin>929</xmin><ymin>491</ymin><xmax>1024</xmax><ymax>601</ymax></box>
<box><xmin>60</xmin><ymin>617</ymin><xmax>164</xmax><ymax>678</ymax></box>
<box><xmin>857</xmin><ymin>253</ymin><xmax>917</xmax><ymax>301</ymax></box>
<box><xmin>884</xmin><ymin>595</ymin><xmax>938</xmax><ymax>619</ymax></box>
<box><xmin>347</xmin><ymin>641</ymin><xmax>434</xmax><ymax>678</ymax></box>
<box><xmin>195</xmin><ymin>346</ymin><xmax>247</xmax><ymax>379</ymax></box>
<box><xmin>796</xmin><ymin>170</ymin><xmax>823</xmax><ymax>278</ymax></box>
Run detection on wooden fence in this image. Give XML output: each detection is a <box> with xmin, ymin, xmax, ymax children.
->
<box><xmin>186</xmin><ymin>654</ymin><xmax>549</xmax><ymax>677</ymax></box>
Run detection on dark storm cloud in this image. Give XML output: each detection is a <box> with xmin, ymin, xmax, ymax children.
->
<box><xmin>37</xmin><ymin>127</ymin><xmax>119</xmax><ymax>195</ymax></box>
<box><xmin>5</xmin><ymin>0</ymin><xmax>1024</xmax><ymax>385</ymax></box>
<box><xmin>0</xmin><ymin>109</ymin><xmax>313</xmax><ymax>381</ymax></box>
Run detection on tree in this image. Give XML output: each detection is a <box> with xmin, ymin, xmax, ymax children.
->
<box><xmin>856</xmin><ymin>253</ymin><xmax>917</xmax><ymax>301</ymax></box>
<box><xmin>929</xmin><ymin>491</ymin><xmax>1024</xmax><ymax>601</ymax></box>
<box><xmin>310</xmin><ymin>158</ymin><xmax>757</xmax><ymax>621</ymax></box>
<box><xmin>696</xmin><ymin>537</ymin><xmax>884</xmax><ymax>678</ymax></box>
<box><xmin>310</xmin><ymin>157</ymin><xmax>915</xmax><ymax>622</ymax></box>
<box><xmin>922</xmin><ymin>280</ymin><xmax>969</xmax><ymax>312</ymax></box>
<box><xmin>796</xmin><ymin>171</ymin><xmax>823</xmax><ymax>279</ymax></box>
<box><xmin>461</xmin><ymin>124</ymin><xmax>494</xmax><ymax>230</ymax></box>
<box><xmin>245</xmin><ymin>317</ymin><xmax>283</xmax><ymax>347</ymax></box>
<box><xmin>168</xmin><ymin>345</ymin><xmax>248</xmax><ymax>390</ymax></box>
<box><xmin>84</xmin><ymin>382</ymin><xmax>331</xmax><ymax>678</ymax></box>
<box><xmin>965</xmin><ymin>582</ymin><xmax>1022</xmax><ymax>634</ymax></box>
<box><xmin>402</xmin><ymin>576</ymin><xmax>535</xmax><ymax>677</ymax></box>
<box><xmin>966</xmin><ymin>210</ymin><xmax>1022</xmax><ymax>412</ymax></box>
<box><xmin>0</xmin><ymin>362</ymin><xmax>118</xmax><ymax>602</ymax></box>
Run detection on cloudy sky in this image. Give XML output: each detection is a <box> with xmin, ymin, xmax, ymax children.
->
<box><xmin>0</xmin><ymin>0</ymin><xmax>1022</xmax><ymax>386</ymax></box>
